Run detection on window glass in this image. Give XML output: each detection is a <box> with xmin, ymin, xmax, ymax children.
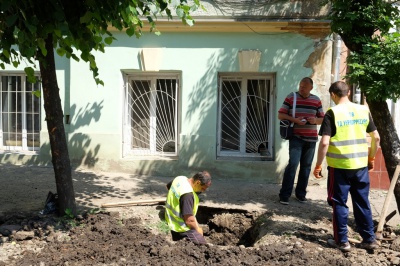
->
<box><xmin>125</xmin><ymin>74</ymin><xmax>179</xmax><ymax>157</ymax></box>
<box><xmin>218</xmin><ymin>74</ymin><xmax>273</xmax><ymax>160</ymax></box>
<box><xmin>0</xmin><ymin>74</ymin><xmax>41</xmax><ymax>151</ymax></box>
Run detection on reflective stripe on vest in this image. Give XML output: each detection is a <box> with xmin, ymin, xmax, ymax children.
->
<box><xmin>165</xmin><ymin>176</ymin><xmax>199</xmax><ymax>232</ymax></box>
<box><xmin>326</xmin><ymin>103</ymin><xmax>369</xmax><ymax>169</ymax></box>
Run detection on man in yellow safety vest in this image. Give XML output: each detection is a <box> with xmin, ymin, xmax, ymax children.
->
<box><xmin>165</xmin><ymin>171</ymin><xmax>211</xmax><ymax>244</ymax></box>
<box><xmin>313</xmin><ymin>81</ymin><xmax>380</xmax><ymax>252</ymax></box>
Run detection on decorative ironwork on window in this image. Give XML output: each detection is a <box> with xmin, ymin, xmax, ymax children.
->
<box><xmin>218</xmin><ymin>74</ymin><xmax>274</xmax><ymax>160</ymax></box>
<box><xmin>124</xmin><ymin>74</ymin><xmax>178</xmax><ymax>157</ymax></box>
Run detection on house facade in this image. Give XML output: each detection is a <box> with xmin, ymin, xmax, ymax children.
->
<box><xmin>0</xmin><ymin>1</ymin><xmax>344</xmax><ymax>182</ymax></box>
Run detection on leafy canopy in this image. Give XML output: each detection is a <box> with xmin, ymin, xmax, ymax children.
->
<box><xmin>347</xmin><ymin>32</ymin><xmax>400</xmax><ymax>100</ymax></box>
<box><xmin>328</xmin><ymin>0</ymin><xmax>400</xmax><ymax>101</ymax></box>
<box><xmin>0</xmin><ymin>0</ymin><xmax>203</xmax><ymax>84</ymax></box>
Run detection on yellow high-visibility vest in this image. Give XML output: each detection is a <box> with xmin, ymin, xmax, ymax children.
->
<box><xmin>165</xmin><ymin>176</ymin><xmax>199</xmax><ymax>232</ymax></box>
<box><xmin>326</xmin><ymin>102</ymin><xmax>369</xmax><ymax>169</ymax></box>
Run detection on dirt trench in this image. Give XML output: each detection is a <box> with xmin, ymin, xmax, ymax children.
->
<box><xmin>196</xmin><ymin>206</ymin><xmax>259</xmax><ymax>247</ymax></box>
<box><xmin>2</xmin><ymin>205</ymin><xmax>400</xmax><ymax>266</ymax></box>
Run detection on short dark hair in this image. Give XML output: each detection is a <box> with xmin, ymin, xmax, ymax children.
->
<box><xmin>329</xmin><ymin>81</ymin><xmax>349</xmax><ymax>97</ymax></box>
<box><xmin>301</xmin><ymin>77</ymin><xmax>313</xmax><ymax>86</ymax></box>
<box><xmin>192</xmin><ymin>171</ymin><xmax>211</xmax><ymax>185</ymax></box>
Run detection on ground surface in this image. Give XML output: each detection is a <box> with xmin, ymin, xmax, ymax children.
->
<box><xmin>1</xmin><ymin>165</ymin><xmax>400</xmax><ymax>265</ymax></box>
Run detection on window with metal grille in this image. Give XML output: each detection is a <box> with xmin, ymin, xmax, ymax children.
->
<box><xmin>124</xmin><ymin>73</ymin><xmax>179</xmax><ymax>157</ymax></box>
<box><xmin>217</xmin><ymin>73</ymin><xmax>275</xmax><ymax>160</ymax></box>
<box><xmin>0</xmin><ymin>74</ymin><xmax>41</xmax><ymax>151</ymax></box>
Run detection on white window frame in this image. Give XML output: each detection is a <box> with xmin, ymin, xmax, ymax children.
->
<box><xmin>123</xmin><ymin>72</ymin><xmax>180</xmax><ymax>158</ymax></box>
<box><xmin>217</xmin><ymin>72</ymin><xmax>275</xmax><ymax>160</ymax></box>
<box><xmin>0</xmin><ymin>73</ymin><xmax>41</xmax><ymax>152</ymax></box>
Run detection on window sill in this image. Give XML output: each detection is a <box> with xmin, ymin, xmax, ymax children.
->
<box><xmin>123</xmin><ymin>155</ymin><xmax>179</xmax><ymax>161</ymax></box>
<box><xmin>217</xmin><ymin>156</ymin><xmax>273</xmax><ymax>162</ymax></box>
<box><xmin>0</xmin><ymin>150</ymin><xmax>39</xmax><ymax>155</ymax></box>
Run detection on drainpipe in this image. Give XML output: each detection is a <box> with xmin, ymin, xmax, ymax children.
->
<box><xmin>332</xmin><ymin>33</ymin><xmax>342</xmax><ymax>83</ymax></box>
<box><xmin>330</xmin><ymin>34</ymin><xmax>342</xmax><ymax>107</ymax></box>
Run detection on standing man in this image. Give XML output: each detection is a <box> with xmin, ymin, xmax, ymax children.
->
<box><xmin>165</xmin><ymin>171</ymin><xmax>212</xmax><ymax>245</ymax></box>
<box><xmin>278</xmin><ymin>77</ymin><xmax>324</xmax><ymax>204</ymax></box>
<box><xmin>313</xmin><ymin>81</ymin><xmax>380</xmax><ymax>252</ymax></box>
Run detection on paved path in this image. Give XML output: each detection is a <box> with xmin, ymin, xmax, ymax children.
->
<box><xmin>1</xmin><ymin>165</ymin><xmax>399</xmax><ymax>227</ymax></box>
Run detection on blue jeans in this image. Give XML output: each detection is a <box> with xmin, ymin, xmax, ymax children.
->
<box><xmin>327</xmin><ymin>167</ymin><xmax>375</xmax><ymax>244</ymax></box>
<box><xmin>279</xmin><ymin>137</ymin><xmax>316</xmax><ymax>200</ymax></box>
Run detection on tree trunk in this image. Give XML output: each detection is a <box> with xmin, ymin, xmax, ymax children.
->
<box><xmin>38</xmin><ymin>35</ymin><xmax>76</xmax><ymax>216</ymax></box>
<box><xmin>366</xmin><ymin>99</ymin><xmax>400</xmax><ymax>211</ymax></box>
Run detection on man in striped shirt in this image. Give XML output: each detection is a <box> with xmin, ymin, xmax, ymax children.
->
<box><xmin>278</xmin><ymin>77</ymin><xmax>325</xmax><ymax>205</ymax></box>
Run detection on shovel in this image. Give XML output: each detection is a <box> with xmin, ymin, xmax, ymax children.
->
<box><xmin>375</xmin><ymin>164</ymin><xmax>400</xmax><ymax>240</ymax></box>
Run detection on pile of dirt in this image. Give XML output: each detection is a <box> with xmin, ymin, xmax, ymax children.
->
<box><xmin>1</xmin><ymin>205</ymin><xmax>400</xmax><ymax>266</ymax></box>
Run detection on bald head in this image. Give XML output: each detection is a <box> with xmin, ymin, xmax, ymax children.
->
<box><xmin>301</xmin><ymin>77</ymin><xmax>313</xmax><ymax>86</ymax></box>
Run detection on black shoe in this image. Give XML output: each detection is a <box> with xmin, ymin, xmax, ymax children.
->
<box><xmin>359</xmin><ymin>240</ymin><xmax>380</xmax><ymax>250</ymax></box>
<box><xmin>279</xmin><ymin>198</ymin><xmax>289</xmax><ymax>205</ymax></box>
<box><xmin>327</xmin><ymin>239</ymin><xmax>351</xmax><ymax>252</ymax></box>
<box><xmin>296</xmin><ymin>196</ymin><xmax>307</xmax><ymax>203</ymax></box>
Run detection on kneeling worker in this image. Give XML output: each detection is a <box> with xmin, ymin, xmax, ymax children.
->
<box><xmin>165</xmin><ymin>171</ymin><xmax>212</xmax><ymax>244</ymax></box>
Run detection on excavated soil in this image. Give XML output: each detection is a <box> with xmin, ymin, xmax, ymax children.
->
<box><xmin>1</xmin><ymin>205</ymin><xmax>400</xmax><ymax>266</ymax></box>
<box><xmin>2</xmin><ymin>165</ymin><xmax>400</xmax><ymax>265</ymax></box>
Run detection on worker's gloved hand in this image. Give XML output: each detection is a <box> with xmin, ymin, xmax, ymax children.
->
<box><xmin>313</xmin><ymin>165</ymin><xmax>323</xmax><ymax>179</ymax></box>
<box><xmin>368</xmin><ymin>157</ymin><xmax>375</xmax><ymax>171</ymax></box>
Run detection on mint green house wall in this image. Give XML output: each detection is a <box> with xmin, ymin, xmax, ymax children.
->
<box><xmin>0</xmin><ymin>29</ymin><xmax>334</xmax><ymax>182</ymax></box>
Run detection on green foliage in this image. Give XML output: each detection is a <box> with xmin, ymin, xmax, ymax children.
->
<box><xmin>64</xmin><ymin>208</ymin><xmax>75</xmax><ymax>219</ymax></box>
<box><xmin>329</xmin><ymin>0</ymin><xmax>400</xmax><ymax>101</ymax></box>
<box><xmin>347</xmin><ymin>33</ymin><xmax>400</xmax><ymax>101</ymax></box>
<box><xmin>147</xmin><ymin>220</ymin><xmax>170</xmax><ymax>234</ymax></box>
<box><xmin>88</xmin><ymin>208</ymin><xmax>103</xmax><ymax>214</ymax></box>
<box><xmin>59</xmin><ymin>208</ymin><xmax>79</xmax><ymax>228</ymax></box>
<box><xmin>0</xmin><ymin>0</ymin><xmax>203</xmax><ymax>84</ymax></box>
<box><xmin>329</xmin><ymin>0</ymin><xmax>399</xmax><ymax>37</ymax></box>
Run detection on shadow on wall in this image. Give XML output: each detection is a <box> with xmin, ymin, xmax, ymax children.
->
<box><xmin>131</xmin><ymin>50</ymin><xmax>235</xmax><ymax>177</ymax></box>
<box><xmin>3</xmin><ymin>101</ymin><xmax>104</xmax><ymax>169</ymax></box>
<box><xmin>130</xmin><ymin>46</ymin><xmax>290</xmax><ymax>180</ymax></box>
<box><xmin>67</xmin><ymin>101</ymin><xmax>104</xmax><ymax>168</ymax></box>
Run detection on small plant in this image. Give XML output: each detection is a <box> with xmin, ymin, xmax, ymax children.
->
<box><xmin>88</xmin><ymin>208</ymin><xmax>103</xmax><ymax>214</ymax></box>
<box><xmin>115</xmin><ymin>213</ymin><xmax>126</xmax><ymax>226</ymax></box>
<box><xmin>148</xmin><ymin>220</ymin><xmax>170</xmax><ymax>234</ymax></box>
<box><xmin>283</xmin><ymin>232</ymin><xmax>293</xmax><ymax>238</ymax></box>
<box><xmin>62</xmin><ymin>208</ymin><xmax>79</xmax><ymax>228</ymax></box>
<box><xmin>64</xmin><ymin>208</ymin><xmax>74</xmax><ymax>219</ymax></box>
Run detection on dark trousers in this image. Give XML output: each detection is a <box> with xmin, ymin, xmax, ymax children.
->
<box><xmin>279</xmin><ymin>137</ymin><xmax>316</xmax><ymax>200</ymax></box>
<box><xmin>171</xmin><ymin>229</ymin><xmax>207</xmax><ymax>245</ymax></box>
<box><xmin>327</xmin><ymin>166</ymin><xmax>375</xmax><ymax>244</ymax></box>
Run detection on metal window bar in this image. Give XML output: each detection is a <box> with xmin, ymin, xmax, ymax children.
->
<box><xmin>126</xmin><ymin>76</ymin><xmax>177</xmax><ymax>156</ymax></box>
<box><xmin>128</xmin><ymin>79</ymin><xmax>152</xmax><ymax>151</ymax></box>
<box><xmin>0</xmin><ymin>75</ymin><xmax>40</xmax><ymax>151</ymax></box>
<box><xmin>155</xmin><ymin>79</ymin><xmax>176</xmax><ymax>153</ymax></box>
<box><xmin>220</xmin><ymin>80</ymin><xmax>241</xmax><ymax>151</ymax></box>
<box><xmin>245</xmin><ymin>79</ymin><xmax>268</xmax><ymax>153</ymax></box>
<box><xmin>25</xmin><ymin>78</ymin><xmax>41</xmax><ymax>150</ymax></box>
<box><xmin>219</xmin><ymin>76</ymin><xmax>271</xmax><ymax>158</ymax></box>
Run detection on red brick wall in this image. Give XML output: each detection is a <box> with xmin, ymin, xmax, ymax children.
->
<box><xmin>369</xmin><ymin>147</ymin><xmax>390</xmax><ymax>190</ymax></box>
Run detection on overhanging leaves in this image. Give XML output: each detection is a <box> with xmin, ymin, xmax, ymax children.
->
<box><xmin>329</xmin><ymin>0</ymin><xmax>400</xmax><ymax>101</ymax></box>
<box><xmin>0</xmin><ymin>0</ymin><xmax>203</xmax><ymax>85</ymax></box>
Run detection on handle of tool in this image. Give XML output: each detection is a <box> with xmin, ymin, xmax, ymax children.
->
<box><xmin>101</xmin><ymin>198</ymin><xmax>166</xmax><ymax>208</ymax></box>
<box><xmin>376</xmin><ymin>165</ymin><xmax>400</xmax><ymax>233</ymax></box>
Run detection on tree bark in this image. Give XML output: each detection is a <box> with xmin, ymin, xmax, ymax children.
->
<box><xmin>38</xmin><ymin>35</ymin><xmax>76</xmax><ymax>216</ymax></box>
<box><xmin>366</xmin><ymin>99</ymin><xmax>400</xmax><ymax>210</ymax></box>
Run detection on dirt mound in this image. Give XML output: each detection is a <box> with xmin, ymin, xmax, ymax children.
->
<box><xmin>1</xmin><ymin>206</ymin><xmax>399</xmax><ymax>266</ymax></box>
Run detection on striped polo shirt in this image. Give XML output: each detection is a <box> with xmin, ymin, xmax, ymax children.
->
<box><xmin>278</xmin><ymin>91</ymin><xmax>324</xmax><ymax>142</ymax></box>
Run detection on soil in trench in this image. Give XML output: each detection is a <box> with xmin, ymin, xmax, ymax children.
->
<box><xmin>1</xmin><ymin>205</ymin><xmax>400</xmax><ymax>266</ymax></box>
